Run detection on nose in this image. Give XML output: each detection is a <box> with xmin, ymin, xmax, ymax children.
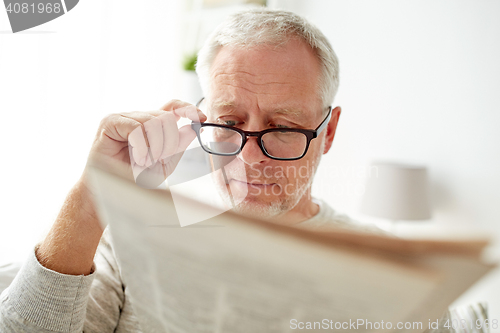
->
<box><xmin>238</xmin><ymin>136</ymin><xmax>268</xmax><ymax>165</ymax></box>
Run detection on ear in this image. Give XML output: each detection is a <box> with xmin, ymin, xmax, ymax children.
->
<box><xmin>323</xmin><ymin>106</ymin><xmax>341</xmax><ymax>154</ymax></box>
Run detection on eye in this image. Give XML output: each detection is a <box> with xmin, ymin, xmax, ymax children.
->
<box><xmin>223</xmin><ymin>120</ymin><xmax>238</xmax><ymax>126</ymax></box>
<box><xmin>219</xmin><ymin>120</ymin><xmax>238</xmax><ymax>126</ymax></box>
<box><xmin>216</xmin><ymin>117</ymin><xmax>240</xmax><ymax>126</ymax></box>
<box><xmin>272</xmin><ymin>124</ymin><xmax>293</xmax><ymax>134</ymax></box>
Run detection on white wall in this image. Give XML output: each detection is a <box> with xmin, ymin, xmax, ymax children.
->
<box><xmin>271</xmin><ymin>0</ymin><xmax>500</xmax><ymax>324</ymax></box>
<box><xmin>0</xmin><ymin>0</ymin><xmax>185</xmax><ymax>264</ymax></box>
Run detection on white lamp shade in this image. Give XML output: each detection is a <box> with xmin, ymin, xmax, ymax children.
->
<box><xmin>360</xmin><ymin>163</ymin><xmax>432</xmax><ymax>221</ymax></box>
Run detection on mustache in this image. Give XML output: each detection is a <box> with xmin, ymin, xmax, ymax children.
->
<box><xmin>211</xmin><ymin>157</ymin><xmax>314</xmax><ymax>183</ymax></box>
<box><xmin>224</xmin><ymin>166</ymin><xmax>286</xmax><ymax>183</ymax></box>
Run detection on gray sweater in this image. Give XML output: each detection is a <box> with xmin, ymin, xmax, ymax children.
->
<box><xmin>0</xmin><ymin>199</ymin><xmax>364</xmax><ymax>332</ymax></box>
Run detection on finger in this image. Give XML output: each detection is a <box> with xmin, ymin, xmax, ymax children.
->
<box><xmin>118</xmin><ymin>106</ymin><xmax>203</xmax><ymax>167</ymax></box>
<box><xmin>100</xmin><ymin>114</ymin><xmax>150</xmax><ymax>167</ymax></box>
<box><xmin>159</xmin><ymin>99</ymin><xmax>193</xmax><ymax>112</ymax></box>
<box><xmin>120</xmin><ymin>112</ymin><xmax>161</xmax><ymax>166</ymax></box>
<box><xmin>160</xmin><ymin>124</ymin><xmax>197</xmax><ymax>176</ymax></box>
<box><xmin>176</xmin><ymin>124</ymin><xmax>197</xmax><ymax>154</ymax></box>
<box><xmin>129</xmin><ymin>144</ymin><xmax>148</xmax><ymax>181</ymax></box>
<box><xmin>142</xmin><ymin>117</ymin><xmax>164</xmax><ymax>163</ymax></box>
<box><xmin>128</xmin><ymin>124</ymin><xmax>149</xmax><ymax>166</ymax></box>
<box><xmin>99</xmin><ymin>113</ymin><xmax>146</xmax><ymax>143</ymax></box>
<box><xmin>120</xmin><ymin>111</ymin><xmax>160</xmax><ymax>123</ymax></box>
<box><xmin>160</xmin><ymin>99</ymin><xmax>207</xmax><ymax>122</ymax></box>
<box><xmin>173</xmin><ymin>104</ymin><xmax>206</xmax><ymax>122</ymax></box>
<box><xmin>156</xmin><ymin>112</ymin><xmax>179</xmax><ymax>160</ymax></box>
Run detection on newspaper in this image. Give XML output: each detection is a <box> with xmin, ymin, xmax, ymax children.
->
<box><xmin>88</xmin><ymin>163</ymin><xmax>495</xmax><ymax>333</ymax></box>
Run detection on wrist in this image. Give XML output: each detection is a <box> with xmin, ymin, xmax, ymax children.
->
<box><xmin>37</xmin><ymin>179</ymin><xmax>104</xmax><ymax>275</ymax></box>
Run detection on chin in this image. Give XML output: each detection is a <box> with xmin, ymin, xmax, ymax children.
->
<box><xmin>225</xmin><ymin>186</ymin><xmax>303</xmax><ymax>221</ymax></box>
<box><xmin>231</xmin><ymin>198</ymin><xmax>284</xmax><ymax>220</ymax></box>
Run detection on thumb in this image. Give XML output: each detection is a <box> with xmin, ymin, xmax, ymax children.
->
<box><xmin>158</xmin><ymin>124</ymin><xmax>198</xmax><ymax>178</ymax></box>
<box><xmin>175</xmin><ymin>124</ymin><xmax>197</xmax><ymax>154</ymax></box>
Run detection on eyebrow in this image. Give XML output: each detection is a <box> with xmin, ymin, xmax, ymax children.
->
<box><xmin>211</xmin><ymin>101</ymin><xmax>304</xmax><ymax>118</ymax></box>
<box><xmin>211</xmin><ymin>101</ymin><xmax>236</xmax><ymax>112</ymax></box>
<box><xmin>210</xmin><ymin>101</ymin><xmax>238</xmax><ymax>116</ymax></box>
<box><xmin>273</xmin><ymin>108</ymin><xmax>303</xmax><ymax>117</ymax></box>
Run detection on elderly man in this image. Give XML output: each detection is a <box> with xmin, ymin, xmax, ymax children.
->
<box><xmin>0</xmin><ymin>8</ymin><xmax>351</xmax><ymax>332</ymax></box>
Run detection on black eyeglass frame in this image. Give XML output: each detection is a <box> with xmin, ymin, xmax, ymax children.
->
<box><xmin>191</xmin><ymin>97</ymin><xmax>332</xmax><ymax>161</ymax></box>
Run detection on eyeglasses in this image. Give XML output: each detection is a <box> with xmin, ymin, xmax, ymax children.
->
<box><xmin>191</xmin><ymin>98</ymin><xmax>332</xmax><ymax>161</ymax></box>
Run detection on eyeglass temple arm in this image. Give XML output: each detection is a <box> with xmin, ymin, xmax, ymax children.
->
<box><xmin>192</xmin><ymin>98</ymin><xmax>206</xmax><ymax>126</ymax></box>
<box><xmin>196</xmin><ymin>97</ymin><xmax>205</xmax><ymax>108</ymax></box>
<box><xmin>313</xmin><ymin>106</ymin><xmax>332</xmax><ymax>138</ymax></box>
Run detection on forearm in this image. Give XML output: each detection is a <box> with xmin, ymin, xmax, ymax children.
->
<box><xmin>37</xmin><ymin>175</ymin><xmax>103</xmax><ymax>276</ymax></box>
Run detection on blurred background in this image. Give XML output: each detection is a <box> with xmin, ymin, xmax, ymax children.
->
<box><xmin>1</xmin><ymin>0</ymin><xmax>499</xmax><ymax>325</ymax></box>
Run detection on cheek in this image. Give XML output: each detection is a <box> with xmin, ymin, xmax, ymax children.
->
<box><xmin>308</xmin><ymin>135</ymin><xmax>325</xmax><ymax>155</ymax></box>
<box><xmin>210</xmin><ymin>169</ymin><xmax>225</xmax><ymax>188</ymax></box>
<box><xmin>281</xmin><ymin>162</ymin><xmax>308</xmax><ymax>184</ymax></box>
<box><xmin>301</xmin><ymin>139</ymin><xmax>325</xmax><ymax>172</ymax></box>
<box><xmin>284</xmin><ymin>148</ymin><xmax>322</xmax><ymax>183</ymax></box>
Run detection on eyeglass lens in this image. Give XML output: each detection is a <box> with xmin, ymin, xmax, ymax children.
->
<box><xmin>261</xmin><ymin>131</ymin><xmax>308</xmax><ymax>159</ymax></box>
<box><xmin>198</xmin><ymin>126</ymin><xmax>308</xmax><ymax>159</ymax></box>
<box><xmin>199</xmin><ymin>126</ymin><xmax>242</xmax><ymax>155</ymax></box>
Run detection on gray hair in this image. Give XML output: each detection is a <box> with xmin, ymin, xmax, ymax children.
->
<box><xmin>196</xmin><ymin>8</ymin><xmax>340</xmax><ymax>110</ymax></box>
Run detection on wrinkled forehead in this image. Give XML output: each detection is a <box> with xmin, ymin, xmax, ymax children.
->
<box><xmin>205</xmin><ymin>40</ymin><xmax>323</xmax><ymax>120</ymax></box>
<box><xmin>199</xmin><ymin>97</ymin><xmax>313</xmax><ymax>123</ymax></box>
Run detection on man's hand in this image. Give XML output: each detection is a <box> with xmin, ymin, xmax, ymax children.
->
<box><xmin>37</xmin><ymin>100</ymin><xmax>206</xmax><ymax>275</ymax></box>
<box><xmin>88</xmin><ymin>100</ymin><xmax>206</xmax><ymax>186</ymax></box>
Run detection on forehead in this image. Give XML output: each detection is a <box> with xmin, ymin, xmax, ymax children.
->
<box><xmin>208</xmin><ymin>38</ymin><xmax>323</xmax><ymax>117</ymax></box>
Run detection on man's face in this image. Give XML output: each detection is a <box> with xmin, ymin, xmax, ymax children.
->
<box><xmin>204</xmin><ymin>38</ymin><xmax>337</xmax><ymax>221</ymax></box>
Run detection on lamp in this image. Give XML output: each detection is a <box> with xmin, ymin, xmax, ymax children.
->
<box><xmin>360</xmin><ymin>162</ymin><xmax>432</xmax><ymax>224</ymax></box>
